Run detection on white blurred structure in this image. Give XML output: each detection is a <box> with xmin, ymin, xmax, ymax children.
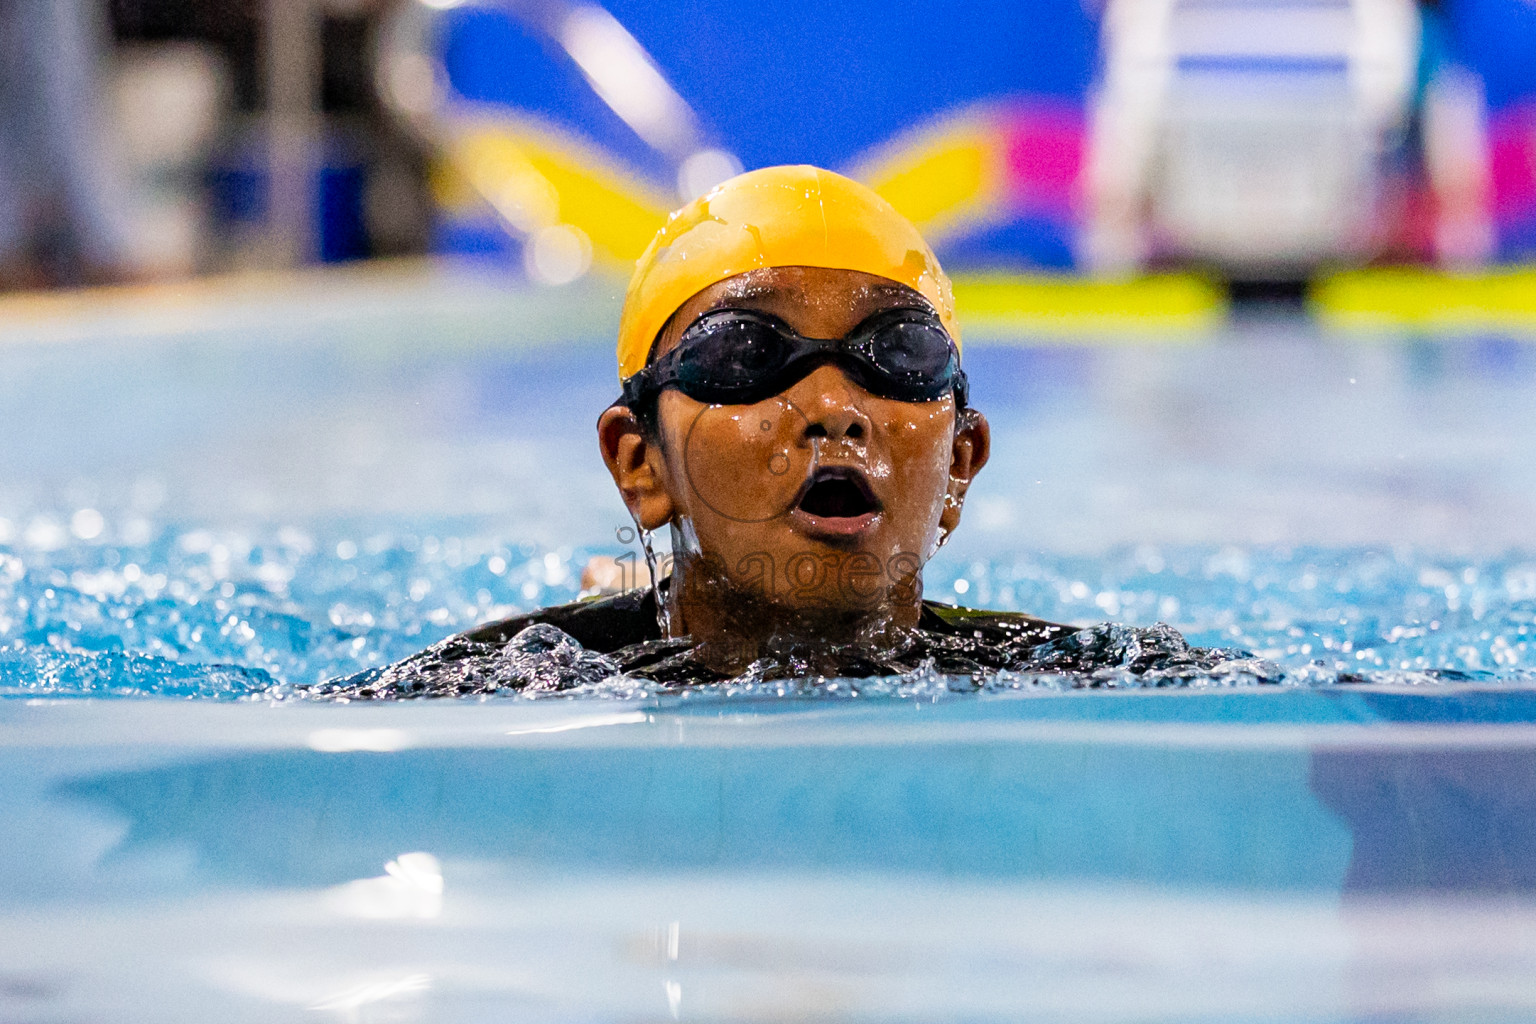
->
<box><xmin>1420</xmin><ymin>64</ymin><xmax>1496</xmax><ymax>267</ymax></box>
<box><xmin>1084</xmin><ymin>0</ymin><xmax>1420</xmax><ymax>278</ymax></box>
<box><xmin>110</xmin><ymin>44</ymin><xmax>231</xmax><ymax>279</ymax></box>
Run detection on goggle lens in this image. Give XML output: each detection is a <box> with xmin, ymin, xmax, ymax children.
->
<box><xmin>860</xmin><ymin>317</ymin><xmax>956</xmax><ymax>398</ymax></box>
<box><xmin>643</xmin><ymin>307</ymin><xmax>960</xmax><ymax>408</ymax></box>
<box><xmin>675</xmin><ymin>313</ymin><xmax>791</xmax><ymax>392</ymax></box>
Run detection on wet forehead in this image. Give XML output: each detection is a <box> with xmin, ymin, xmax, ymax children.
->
<box><xmin>709</xmin><ymin>272</ymin><xmax>922</xmax><ymax>315</ymax></box>
<box><xmin>654</xmin><ymin>267</ymin><xmax>932</xmax><ymax>359</ymax></box>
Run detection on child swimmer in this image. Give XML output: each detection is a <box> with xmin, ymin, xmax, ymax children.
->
<box><xmin>321</xmin><ymin>166</ymin><xmax>1254</xmax><ymax>696</ymax></box>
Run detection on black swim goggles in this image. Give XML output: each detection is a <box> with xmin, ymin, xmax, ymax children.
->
<box><xmin>620</xmin><ymin>306</ymin><xmax>968</xmax><ymax>410</ymax></box>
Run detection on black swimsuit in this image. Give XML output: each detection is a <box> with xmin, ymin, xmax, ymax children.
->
<box><xmin>466</xmin><ymin>586</ymin><xmax>1071</xmax><ymax>655</ymax></box>
<box><xmin>306</xmin><ymin>587</ymin><xmax>1258</xmax><ymax>699</ymax></box>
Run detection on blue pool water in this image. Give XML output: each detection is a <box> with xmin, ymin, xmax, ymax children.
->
<box><xmin>7</xmin><ymin>529</ymin><xmax>1536</xmax><ymax>696</ymax></box>
<box><xmin>5</xmin><ymin>269</ymin><xmax>1536</xmax><ymax>1021</ymax></box>
<box><xmin>4</xmin><ymin>275</ymin><xmax>1536</xmax><ymax>694</ymax></box>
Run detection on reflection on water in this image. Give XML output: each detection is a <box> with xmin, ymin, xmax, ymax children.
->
<box><xmin>1315</xmin><ymin>747</ymin><xmax>1536</xmax><ymax>895</ymax></box>
<box><xmin>325</xmin><ymin>851</ymin><xmax>443</xmax><ymax>920</ymax></box>
<box><xmin>0</xmin><ymin>697</ymin><xmax>1528</xmax><ymax>1021</ymax></box>
<box><xmin>47</xmin><ymin>693</ymin><xmax>1536</xmax><ymax>897</ymax></box>
<box><xmin>58</xmin><ymin>740</ymin><xmax>1346</xmax><ymax>890</ymax></box>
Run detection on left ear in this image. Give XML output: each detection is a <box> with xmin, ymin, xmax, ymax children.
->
<box><xmin>939</xmin><ymin>407</ymin><xmax>990</xmax><ymax>539</ymax></box>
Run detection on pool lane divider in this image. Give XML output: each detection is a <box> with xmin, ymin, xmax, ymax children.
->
<box><xmin>952</xmin><ymin>271</ymin><xmax>1228</xmax><ymax>343</ymax></box>
<box><xmin>0</xmin><ymin>265</ymin><xmax>1230</xmax><ymax>349</ymax></box>
<box><xmin>9</xmin><ymin>261</ymin><xmax>1536</xmax><ymax>348</ymax></box>
<box><xmin>1311</xmin><ymin>264</ymin><xmax>1536</xmax><ymax>337</ymax></box>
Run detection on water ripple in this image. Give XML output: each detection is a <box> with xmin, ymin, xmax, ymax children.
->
<box><xmin>2</xmin><ymin>521</ymin><xmax>1535</xmax><ymax>698</ymax></box>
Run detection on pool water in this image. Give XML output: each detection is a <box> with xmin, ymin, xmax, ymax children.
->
<box><xmin>5</xmin><ymin>267</ymin><xmax>1536</xmax><ymax>1022</ymax></box>
<box><xmin>4</xmin><ymin>274</ymin><xmax>1536</xmax><ymax>694</ymax></box>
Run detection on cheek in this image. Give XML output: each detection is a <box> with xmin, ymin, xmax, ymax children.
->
<box><xmin>888</xmin><ymin>408</ymin><xmax>954</xmax><ymax>486</ymax></box>
<box><xmin>663</xmin><ymin>397</ymin><xmax>812</xmax><ymax>527</ymax></box>
<box><xmin>879</xmin><ymin>409</ymin><xmax>955</xmax><ymax>525</ymax></box>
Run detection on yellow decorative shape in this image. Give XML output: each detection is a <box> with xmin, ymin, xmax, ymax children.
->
<box><xmin>857</xmin><ymin>128</ymin><xmax>996</xmax><ymax>239</ymax></box>
<box><xmin>438</xmin><ymin>113</ymin><xmax>672</xmax><ymax>268</ymax></box>
<box><xmin>618</xmin><ymin>165</ymin><xmax>958</xmax><ymax>380</ymax></box>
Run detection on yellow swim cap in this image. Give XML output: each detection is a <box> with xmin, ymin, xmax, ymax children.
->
<box><xmin>616</xmin><ymin>165</ymin><xmax>959</xmax><ymax>381</ymax></box>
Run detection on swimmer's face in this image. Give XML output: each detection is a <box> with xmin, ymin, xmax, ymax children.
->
<box><xmin>599</xmin><ymin>266</ymin><xmax>989</xmax><ymax>632</ymax></box>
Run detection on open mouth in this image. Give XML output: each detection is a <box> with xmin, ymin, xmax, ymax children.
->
<box><xmin>794</xmin><ymin>467</ymin><xmax>881</xmax><ymax>520</ymax></box>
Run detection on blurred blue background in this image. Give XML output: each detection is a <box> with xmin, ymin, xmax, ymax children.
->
<box><xmin>438</xmin><ymin>0</ymin><xmax>1098</xmax><ymax>176</ymax></box>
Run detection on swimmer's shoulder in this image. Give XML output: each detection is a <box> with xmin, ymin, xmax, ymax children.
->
<box><xmin>918</xmin><ymin>600</ymin><xmax>1075</xmax><ymax>645</ymax></box>
<box><xmin>460</xmin><ymin>588</ymin><xmax>662</xmax><ymax>653</ymax></box>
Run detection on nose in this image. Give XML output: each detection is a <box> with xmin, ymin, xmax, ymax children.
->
<box><xmin>790</xmin><ymin>364</ymin><xmax>873</xmax><ymax>444</ymax></box>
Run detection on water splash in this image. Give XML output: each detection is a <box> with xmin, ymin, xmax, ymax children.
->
<box><xmin>0</xmin><ymin>520</ymin><xmax>587</xmax><ymax>698</ymax></box>
<box><xmin>0</xmin><ymin>643</ymin><xmax>272</xmax><ymax>699</ymax></box>
<box><xmin>5</xmin><ymin>522</ymin><xmax>1536</xmax><ymax>699</ymax></box>
<box><xmin>297</xmin><ymin>623</ymin><xmax>622</xmax><ymax>700</ymax></box>
<box><xmin>639</xmin><ymin>522</ymin><xmax>670</xmax><ymax>637</ymax></box>
<box><xmin>285</xmin><ymin>617</ymin><xmax>1514</xmax><ymax>703</ymax></box>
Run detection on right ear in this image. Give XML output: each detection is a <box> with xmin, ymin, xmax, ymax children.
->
<box><xmin>597</xmin><ymin>405</ymin><xmax>676</xmax><ymax>531</ymax></box>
